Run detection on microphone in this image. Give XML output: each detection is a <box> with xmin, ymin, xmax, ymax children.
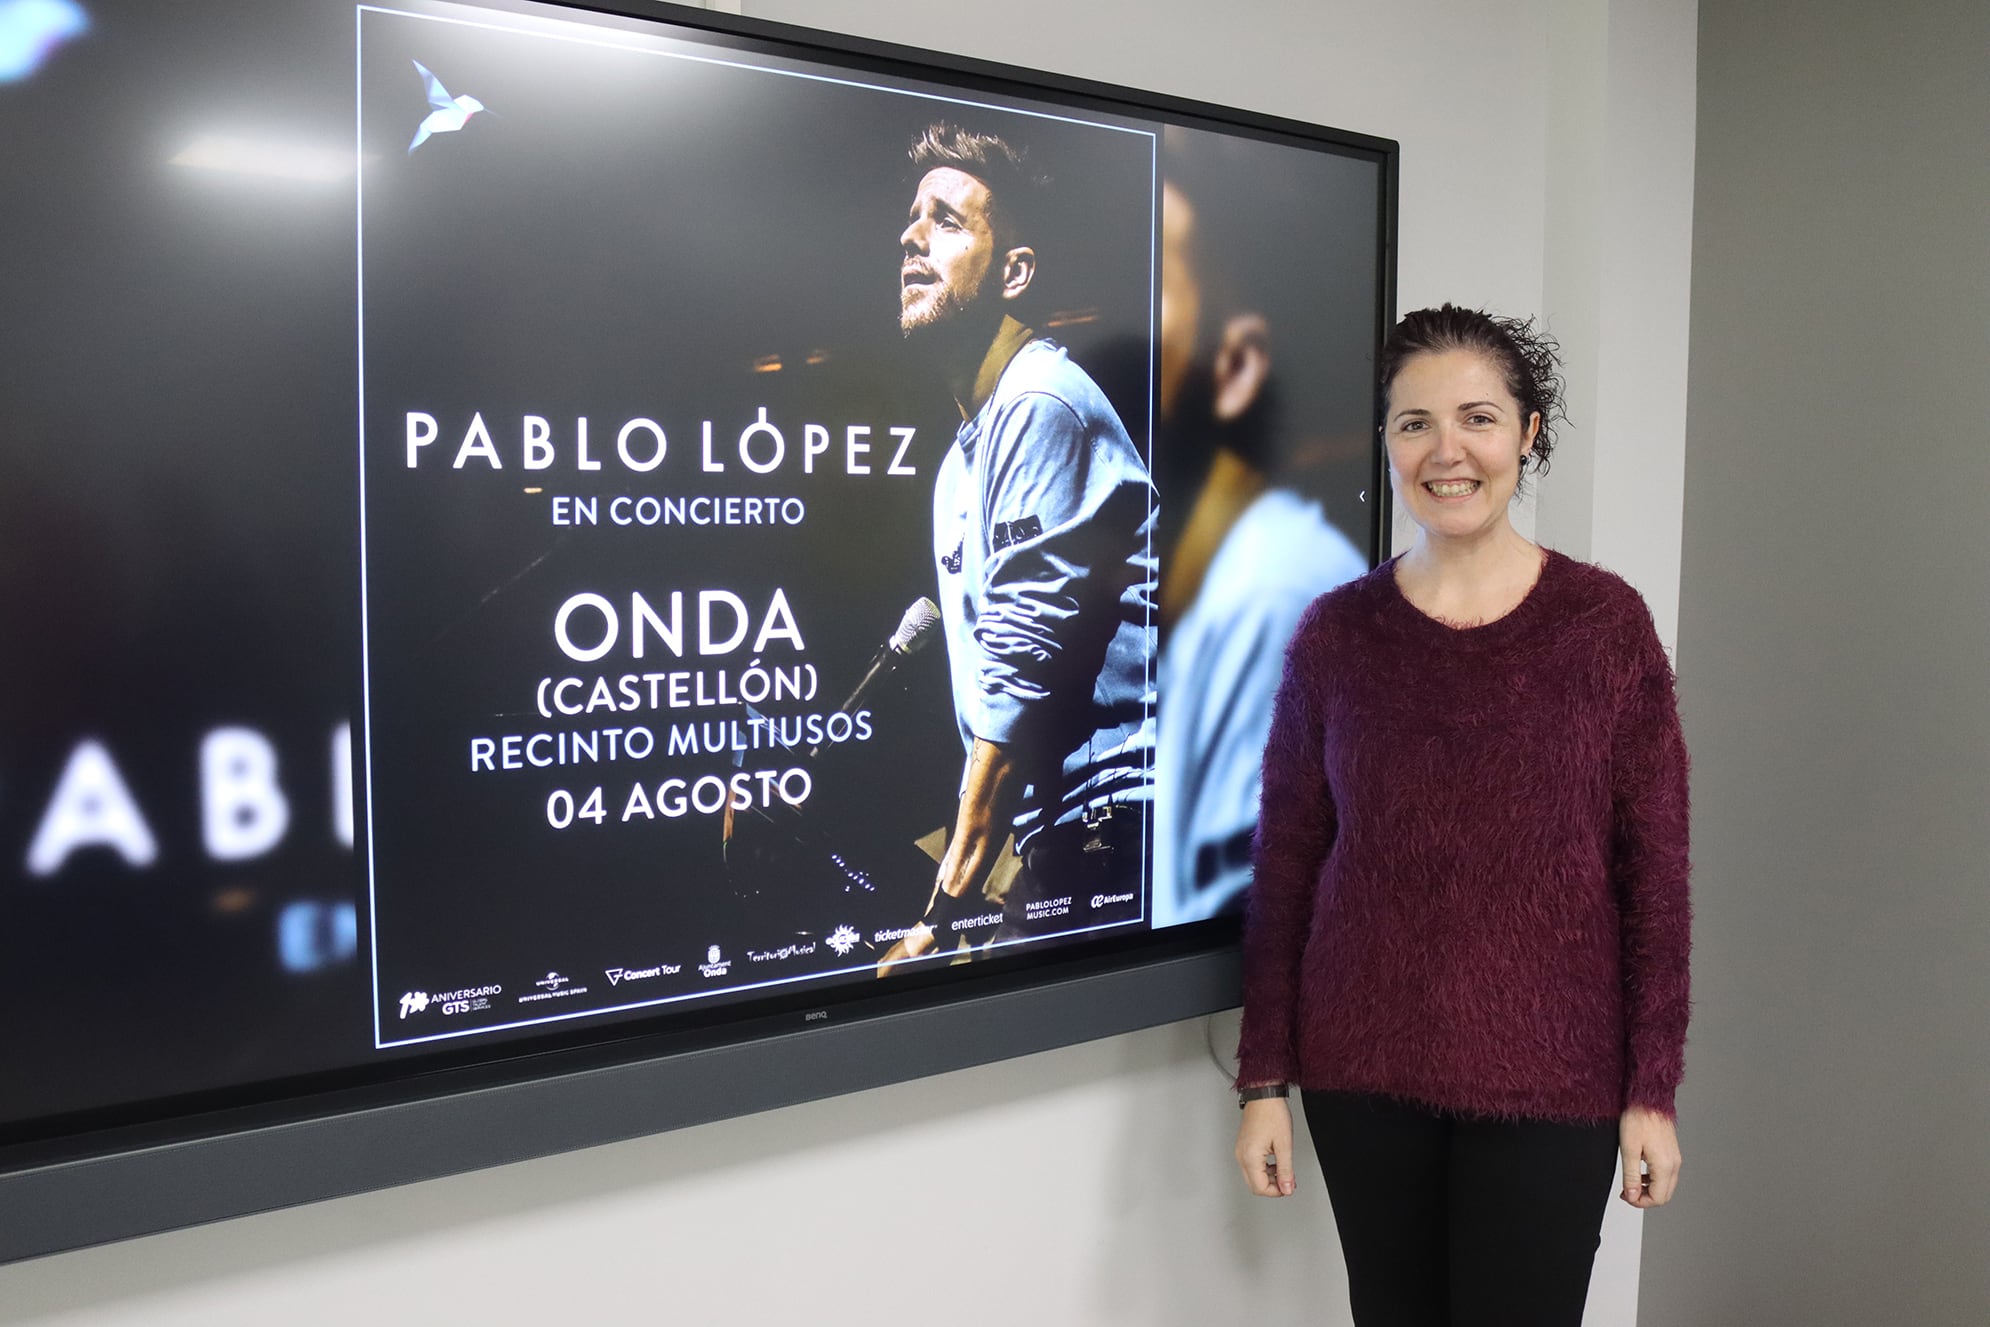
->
<box><xmin>810</xmin><ymin>597</ymin><xmax>941</xmax><ymax>758</ymax></box>
<box><xmin>727</xmin><ymin>597</ymin><xmax>942</xmax><ymax>897</ymax></box>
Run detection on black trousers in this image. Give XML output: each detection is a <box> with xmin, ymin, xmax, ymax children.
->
<box><xmin>1301</xmin><ymin>1090</ymin><xmax>1619</xmax><ymax>1327</ymax></box>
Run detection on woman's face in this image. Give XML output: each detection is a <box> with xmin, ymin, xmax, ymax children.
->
<box><xmin>1384</xmin><ymin>348</ymin><xmax>1539</xmax><ymax>544</ymax></box>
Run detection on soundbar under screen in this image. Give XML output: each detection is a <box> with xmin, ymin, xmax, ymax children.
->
<box><xmin>0</xmin><ymin>0</ymin><xmax>1385</xmax><ymax>1150</ymax></box>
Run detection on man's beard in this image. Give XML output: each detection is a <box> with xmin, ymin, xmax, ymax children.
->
<box><xmin>899</xmin><ymin>280</ymin><xmax>986</xmax><ymax>340</ymax></box>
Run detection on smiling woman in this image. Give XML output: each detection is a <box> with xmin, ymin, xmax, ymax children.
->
<box><xmin>1379</xmin><ymin>306</ymin><xmax>1565</xmax><ymax>625</ymax></box>
<box><xmin>1388</xmin><ymin>347</ymin><xmax>1538</xmax><ymax>553</ymax></box>
<box><xmin>1232</xmin><ymin>305</ymin><xmax>1692</xmax><ymax>1326</ymax></box>
<box><xmin>1381</xmin><ymin>304</ymin><xmax>1564</xmax><ymax>482</ymax></box>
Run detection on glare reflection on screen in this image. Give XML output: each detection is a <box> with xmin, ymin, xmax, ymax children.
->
<box><xmin>168</xmin><ymin>133</ymin><xmax>359</xmax><ymax>182</ymax></box>
<box><xmin>0</xmin><ymin>0</ymin><xmax>88</xmax><ymax>82</ymax></box>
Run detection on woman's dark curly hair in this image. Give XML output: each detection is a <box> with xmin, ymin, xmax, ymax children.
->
<box><xmin>1377</xmin><ymin>304</ymin><xmax>1567</xmax><ymax>491</ymax></box>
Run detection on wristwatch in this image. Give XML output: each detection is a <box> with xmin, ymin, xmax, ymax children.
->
<box><xmin>1237</xmin><ymin>1083</ymin><xmax>1290</xmax><ymax>1108</ymax></box>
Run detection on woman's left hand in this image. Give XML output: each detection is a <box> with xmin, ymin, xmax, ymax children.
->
<box><xmin>1618</xmin><ymin>1106</ymin><xmax>1682</xmax><ymax>1207</ymax></box>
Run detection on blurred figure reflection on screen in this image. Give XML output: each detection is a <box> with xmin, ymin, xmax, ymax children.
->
<box><xmin>1152</xmin><ymin>132</ymin><xmax>1368</xmax><ymax>927</ymax></box>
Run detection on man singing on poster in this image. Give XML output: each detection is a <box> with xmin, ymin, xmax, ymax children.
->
<box><xmin>884</xmin><ymin>122</ymin><xmax>1156</xmax><ymax>968</ymax></box>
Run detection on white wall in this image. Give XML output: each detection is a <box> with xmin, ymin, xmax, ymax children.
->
<box><xmin>1533</xmin><ymin>0</ymin><xmax>1697</xmax><ymax>647</ymax></box>
<box><xmin>0</xmin><ymin>1</ymin><xmax>1697</xmax><ymax>1322</ymax></box>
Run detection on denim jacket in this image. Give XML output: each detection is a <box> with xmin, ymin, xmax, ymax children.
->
<box><xmin>932</xmin><ymin>338</ymin><xmax>1157</xmax><ymax>846</ymax></box>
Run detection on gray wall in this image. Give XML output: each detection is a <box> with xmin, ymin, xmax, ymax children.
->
<box><xmin>1646</xmin><ymin>0</ymin><xmax>1990</xmax><ymax>1321</ymax></box>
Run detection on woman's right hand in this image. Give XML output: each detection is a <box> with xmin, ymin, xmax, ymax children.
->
<box><xmin>1235</xmin><ymin>1096</ymin><xmax>1297</xmax><ymax>1196</ymax></box>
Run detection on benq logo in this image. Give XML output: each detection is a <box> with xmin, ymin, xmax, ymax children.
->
<box><xmin>398</xmin><ymin>990</ymin><xmax>430</xmax><ymax>1019</ymax></box>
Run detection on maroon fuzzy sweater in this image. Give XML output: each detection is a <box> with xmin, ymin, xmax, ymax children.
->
<box><xmin>1235</xmin><ymin>550</ymin><xmax>1691</xmax><ymax>1123</ymax></box>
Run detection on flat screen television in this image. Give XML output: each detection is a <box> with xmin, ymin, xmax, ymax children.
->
<box><xmin>0</xmin><ymin>0</ymin><xmax>1395</xmax><ymax>1262</ymax></box>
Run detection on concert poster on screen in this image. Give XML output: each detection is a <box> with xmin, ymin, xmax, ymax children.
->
<box><xmin>356</xmin><ymin>2</ymin><xmax>1157</xmax><ymax>1045</ymax></box>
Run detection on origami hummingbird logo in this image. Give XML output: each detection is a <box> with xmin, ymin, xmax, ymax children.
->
<box><xmin>407</xmin><ymin>59</ymin><xmax>488</xmax><ymax>154</ymax></box>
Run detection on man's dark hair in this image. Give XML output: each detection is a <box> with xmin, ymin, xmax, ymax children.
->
<box><xmin>909</xmin><ymin>121</ymin><xmax>1048</xmax><ymax>253</ymax></box>
<box><xmin>1163</xmin><ymin>129</ymin><xmax>1337</xmax><ymax>478</ymax></box>
<box><xmin>1379</xmin><ymin>304</ymin><xmax>1567</xmax><ymax>489</ymax></box>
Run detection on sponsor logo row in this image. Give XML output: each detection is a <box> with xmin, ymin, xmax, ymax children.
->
<box><xmin>395</xmin><ymin>923</ymin><xmax>867</xmax><ymax>1021</ymax></box>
